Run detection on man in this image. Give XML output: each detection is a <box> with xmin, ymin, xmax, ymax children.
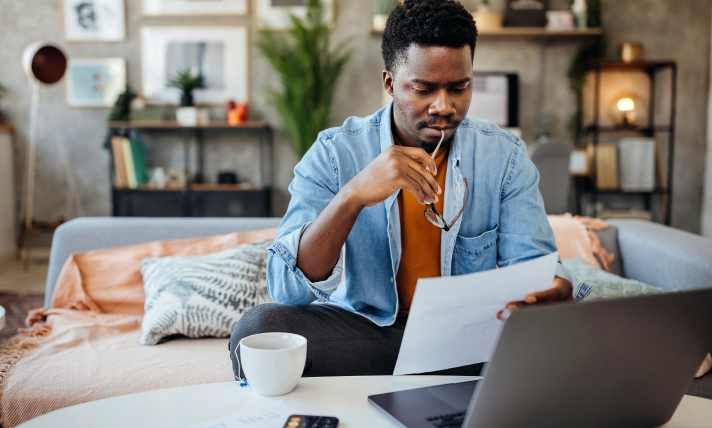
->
<box><xmin>230</xmin><ymin>0</ymin><xmax>589</xmax><ymax>379</ymax></box>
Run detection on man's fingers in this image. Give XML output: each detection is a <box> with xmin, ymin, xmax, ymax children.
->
<box><xmin>525</xmin><ymin>288</ymin><xmax>565</xmax><ymax>304</ymax></box>
<box><xmin>404</xmin><ymin>170</ymin><xmax>437</xmax><ymax>204</ymax></box>
<box><xmin>401</xmin><ymin>146</ymin><xmax>438</xmax><ymax>176</ymax></box>
<box><xmin>406</xmin><ymin>158</ymin><xmax>441</xmax><ymax>195</ymax></box>
<box><xmin>399</xmin><ymin>176</ymin><xmax>428</xmax><ymax>205</ymax></box>
<box><xmin>504</xmin><ymin>300</ymin><xmax>526</xmax><ymax>310</ymax></box>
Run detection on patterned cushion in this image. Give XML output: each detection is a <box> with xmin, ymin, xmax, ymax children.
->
<box><xmin>563</xmin><ymin>258</ymin><xmax>669</xmax><ymax>302</ymax></box>
<box><xmin>140</xmin><ymin>240</ymin><xmax>274</xmax><ymax>345</ymax></box>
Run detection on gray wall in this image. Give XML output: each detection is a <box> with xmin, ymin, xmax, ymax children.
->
<box><xmin>0</xmin><ymin>0</ymin><xmax>710</xmax><ymax>232</ymax></box>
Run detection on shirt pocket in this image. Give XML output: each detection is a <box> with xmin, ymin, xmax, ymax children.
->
<box><xmin>452</xmin><ymin>226</ymin><xmax>498</xmax><ymax>276</ymax></box>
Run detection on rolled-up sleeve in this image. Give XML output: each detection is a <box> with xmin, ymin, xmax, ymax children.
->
<box><xmin>497</xmin><ymin>140</ymin><xmax>589</xmax><ymax>300</ymax></box>
<box><xmin>266</xmin><ymin>136</ymin><xmax>344</xmax><ymax>306</ymax></box>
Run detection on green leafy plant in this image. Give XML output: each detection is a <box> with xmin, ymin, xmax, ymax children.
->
<box><xmin>103</xmin><ymin>84</ymin><xmax>137</xmax><ymax>149</ymax></box>
<box><xmin>256</xmin><ymin>0</ymin><xmax>351</xmax><ymax>158</ymax></box>
<box><xmin>168</xmin><ymin>68</ymin><xmax>204</xmax><ymax>106</ymax></box>
<box><xmin>373</xmin><ymin>0</ymin><xmax>397</xmax><ymax>15</ymax></box>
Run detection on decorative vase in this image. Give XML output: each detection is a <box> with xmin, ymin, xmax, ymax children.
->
<box><xmin>176</xmin><ymin>107</ymin><xmax>198</xmax><ymax>126</ymax></box>
<box><xmin>373</xmin><ymin>14</ymin><xmax>389</xmax><ymax>32</ymax></box>
<box><xmin>619</xmin><ymin>42</ymin><xmax>644</xmax><ymax>63</ymax></box>
<box><xmin>180</xmin><ymin>93</ymin><xmax>193</xmax><ymax>107</ymax></box>
<box><xmin>472</xmin><ymin>6</ymin><xmax>503</xmax><ymax>31</ymax></box>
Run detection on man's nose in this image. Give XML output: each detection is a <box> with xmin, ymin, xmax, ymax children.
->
<box><xmin>428</xmin><ymin>89</ymin><xmax>456</xmax><ymax>117</ymax></box>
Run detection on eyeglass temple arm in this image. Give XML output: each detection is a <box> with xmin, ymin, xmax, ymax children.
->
<box><xmin>446</xmin><ymin>178</ymin><xmax>469</xmax><ymax>230</ymax></box>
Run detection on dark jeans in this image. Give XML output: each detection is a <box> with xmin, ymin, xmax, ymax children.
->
<box><xmin>229</xmin><ymin>303</ymin><xmax>482</xmax><ymax>379</ymax></box>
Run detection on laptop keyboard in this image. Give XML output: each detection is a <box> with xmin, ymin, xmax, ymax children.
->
<box><xmin>426</xmin><ymin>411</ymin><xmax>466</xmax><ymax>427</ymax></box>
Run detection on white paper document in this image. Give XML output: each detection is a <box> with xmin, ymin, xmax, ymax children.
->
<box><xmin>393</xmin><ymin>252</ymin><xmax>559</xmax><ymax>375</ymax></box>
<box><xmin>189</xmin><ymin>400</ymin><xmax>302</xmax><ymax>428</ymax></box>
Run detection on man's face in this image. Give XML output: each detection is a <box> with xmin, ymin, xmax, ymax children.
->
<box><xmin>384</xmin><ymin>44</ymin><xmax>473</xmax><ymax>152</ymax></box>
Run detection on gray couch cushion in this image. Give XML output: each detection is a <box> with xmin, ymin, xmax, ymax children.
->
<box><xmin>592</xmin><ymin>225</ymin><xmax>622</xmax><ymax>277</ymax></box>
<box><xmin>608</xmin><ymin>219</ymin><xmax>712</xmax><ymax>291</ymax></box>
<box><xmin>563</xmin><ymin>258</ymin><xmax>667</xmax><ymax>301</ymax></box>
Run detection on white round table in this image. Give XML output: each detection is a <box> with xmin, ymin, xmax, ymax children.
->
<box><xmin>17</xmin><ymin>376</ymin><xmax>712</xmax><ymax>428</ymax></box>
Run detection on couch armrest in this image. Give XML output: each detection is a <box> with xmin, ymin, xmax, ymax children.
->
<box><xmin>46</xmin><ymin>217</ymin><xmax>282</xmax><ymax>308</ymax></box>
<box><xmin>608</xmin><ymin>219</ymin><xmax>712</xmax><ymax>291</ymax></box>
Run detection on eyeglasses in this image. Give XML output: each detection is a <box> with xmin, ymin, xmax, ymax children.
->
<box><xmin>424</xmin><ymin>177</ymin><xmax>469</xmax><ymax>232</ymax></box>
<box><xmin>422</xmin><ymin>131</ymin><xmax>469</xmax><ymax>232</ymax></box>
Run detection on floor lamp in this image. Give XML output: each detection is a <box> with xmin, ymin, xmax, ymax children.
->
<box><xmin>17</xmin><ymin>41</ymin><xmax>85</xmax><ymax>268</ymax></box>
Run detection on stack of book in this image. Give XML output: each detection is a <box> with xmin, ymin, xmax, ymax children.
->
<box><xmin>111</xmin><ymin>136</ymin><xmax>147</xmax><ymax>189</ymax></box>
<box><xmin>595</xmin><ymin>144</ymin><xmax>619</xmax><ymax>190</ymax></box>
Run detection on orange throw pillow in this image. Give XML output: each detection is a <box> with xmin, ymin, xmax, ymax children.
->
<box><xmin>51</xmin><ymin>228</ymin><xmax>278</xmax><ymax>316</ymax></box>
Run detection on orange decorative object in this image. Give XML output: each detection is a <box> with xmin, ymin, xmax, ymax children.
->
<box><xmin>236</xmin><ymin>103</ymin><xmax>249</xmax><ymax>122</ymax></box>
<box><xmin>227</xmin><ymin>109</ymin><xmax>241</xmax><ymax>126</ymax></box>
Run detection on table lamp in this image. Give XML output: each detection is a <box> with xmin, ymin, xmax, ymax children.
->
<box><xmin>615</xmin><ymin>96</ymin><xmax>637</xmax><ymax>127</ymax></box>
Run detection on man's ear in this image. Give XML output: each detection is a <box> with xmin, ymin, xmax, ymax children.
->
<box><xmin>382</xmin><ymin>70</ymin><xmax>394</xmax><ymax>97</ymax></box>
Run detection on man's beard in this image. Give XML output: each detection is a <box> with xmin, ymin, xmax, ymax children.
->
<box><xmin>414</xmin><ymin>118</ymin><xmax>462</xmax><ymax>153</ymax></box>
<box><xmin>413</xmin><ymin>134</ymin><xmax>453</xmax><ymax>153</ymax></box>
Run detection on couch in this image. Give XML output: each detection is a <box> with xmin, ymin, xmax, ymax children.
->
<box><xmin>44</xmin><ymin>217</ymin><xmax>712</xmax><ymax>398</ymax></box>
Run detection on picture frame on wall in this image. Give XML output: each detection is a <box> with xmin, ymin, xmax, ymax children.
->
<box><xmin>65</xmin><ymin>58</ymin><xmax>127</xmax><ymax>107</ymax></box>
<box><xmin>140</xmin><ymin>26</ymin><xmax>249</xmax><ymax>105</ymax></box>
<box><xmin>140</xmin><ymin>0</ymin><xmax>247</xmax><ymax>17</ymax></box>
<box><xmin>63</xmin><ymin>0</ymin><xmax>126</xmax><ymax>42</ymax></box>
<box><xmin>254</xmin><ymin>0</ymin><xmax>334</xmax><ymax>30</ymax></box>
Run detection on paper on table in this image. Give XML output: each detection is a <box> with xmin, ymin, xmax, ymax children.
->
<box><xmin>188</xmin><ymin>400</ymin><xmax>302</xmax><ymax>428</ymax></box>
<box><xmin>393</xmin><ymin>252</ymin><xmax>559</xmax><ymax>375</ymax></box>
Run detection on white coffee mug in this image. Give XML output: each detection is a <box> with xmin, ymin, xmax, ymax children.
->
<box><xmin>239</xmin><ymin>332</ymin><xmax>307</xmax><ymax>396</ymax></box>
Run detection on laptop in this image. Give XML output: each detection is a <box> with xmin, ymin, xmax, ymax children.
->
<box><xmin>368</xmin><ymin>288</ymin><xmax>712</xmax><ymax>428</ymax></box>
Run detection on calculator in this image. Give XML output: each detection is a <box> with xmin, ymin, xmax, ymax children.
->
<box><xmin>283</xmin><ymin>415</ymin><xmax>339</xmax><ymax>428</ymax></box>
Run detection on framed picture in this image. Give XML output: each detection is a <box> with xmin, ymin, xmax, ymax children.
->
<box><xmin>254</xmin><ymin>0</ymin><xmax>334</xmax><ymax>30</ymax></box>
<box><xmin>140</xmin><ymin>0</ymin><xmax>247</xmax><ymax>16</ymax></box>
<box><xmin>65</xmin><ymin>58</ymin><xmax>127</xmax><ymax>107</ymax></box>
<box><xmin>140</xmin><ymin>26</ymin><xmax>248</xmax><ymax>105</ymax></box>
<box><xmin>63</xmin><ymin>0</ymin><xmax>126</xmax><ymax>42</ymax></box>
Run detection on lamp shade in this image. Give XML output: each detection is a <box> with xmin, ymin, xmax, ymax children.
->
<box><xmin>22</xmin><ymin>41</ymin><xmax>67</xmax><ymax>85</ymax></box>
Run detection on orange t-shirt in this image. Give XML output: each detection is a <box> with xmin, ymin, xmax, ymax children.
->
<box><xmin>395</xmin><ymin>142</ymin><xmax>449</xmax><ymax>316</ymax></box>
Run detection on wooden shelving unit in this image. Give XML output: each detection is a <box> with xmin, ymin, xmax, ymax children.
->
<box><xmin>576</xmin><ymin>60</ymin><xmax>677</xmax><ymax>225</ymax></box>
<box><xmin>109</xmin><ymin>121</ymin><xmax>268</xmax><ymax>130</ymax></box>
<box><xmin>108</xmin><ymin>121</ymin><xmax>273</xmax><ymax>218</ymax></box>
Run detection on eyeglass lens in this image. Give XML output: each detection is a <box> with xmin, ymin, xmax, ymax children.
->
<box><xmin>425</xmin><ymin>208</ymin><xmax>447</xmax><ymax>228</ymax></box>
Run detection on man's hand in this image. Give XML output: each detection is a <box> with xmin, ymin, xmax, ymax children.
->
<box><xmin>296</xmin><ymin>145</ymin><xmax>441</xmax><ymax>283</ymax></box>
<box><xmin>343</xmin><ymin>145</ymin><xmax>441</xmax><ymax>208</ymax></box>
<box><xmin>497</xmin><ymin>276</ymin><xmax>574</xmax><ymax>320</ymax></box>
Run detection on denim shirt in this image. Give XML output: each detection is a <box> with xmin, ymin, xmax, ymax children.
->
<box><xmin>267</xmin><ymin>103</ymin><xmax>591</xmax><ymax>326</ymax></box>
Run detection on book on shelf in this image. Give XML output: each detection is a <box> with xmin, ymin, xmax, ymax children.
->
<box><xmin>111</xmin><ymin>136</ymin><xmax>129</xmax><ymax>188</ymax></box>
<box><xmin>595</xmin><ymin>143</ymin><xmax>618</xmax><ymax>190</ymax></box>
<box><xmin>111</xmin><ymin>137</ymin><xmax>147</xmax><ymax>189</ymax></box>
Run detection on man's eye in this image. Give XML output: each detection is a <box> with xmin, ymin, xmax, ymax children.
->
<box><xmin>415</xmin><ymin>88</ymin><xmax>432</xmax><ymax>94</ymax></box>
<box><xmin>451</xmin><ymin>87</ymin><xmax>467</xmax><ymax>93</ymax></box>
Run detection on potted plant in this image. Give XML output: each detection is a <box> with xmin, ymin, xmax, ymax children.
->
<box><xmin>169</xmin><ymin>68</ymin><xmax>206</xmax><ymax>126</ymax></box>
<box><xmin>373</xmin><ymin>0</ymin><xmax>397</xmax><ymax>31</ymax></box>
<box><xmin>256</xmin><ymin>0</ymin><xmax>351</xmax><ymax>158</ymax></box>
<box><xmin>169</xmin><ymin>68</ymin><xmax>204</xmax><ymax>107</ymax></box>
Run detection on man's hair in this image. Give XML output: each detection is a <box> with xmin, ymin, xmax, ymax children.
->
<box><xmin>382</xmin><ymin>0</ymin><xmax>478</xmax><ymax>73</ymax></box>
